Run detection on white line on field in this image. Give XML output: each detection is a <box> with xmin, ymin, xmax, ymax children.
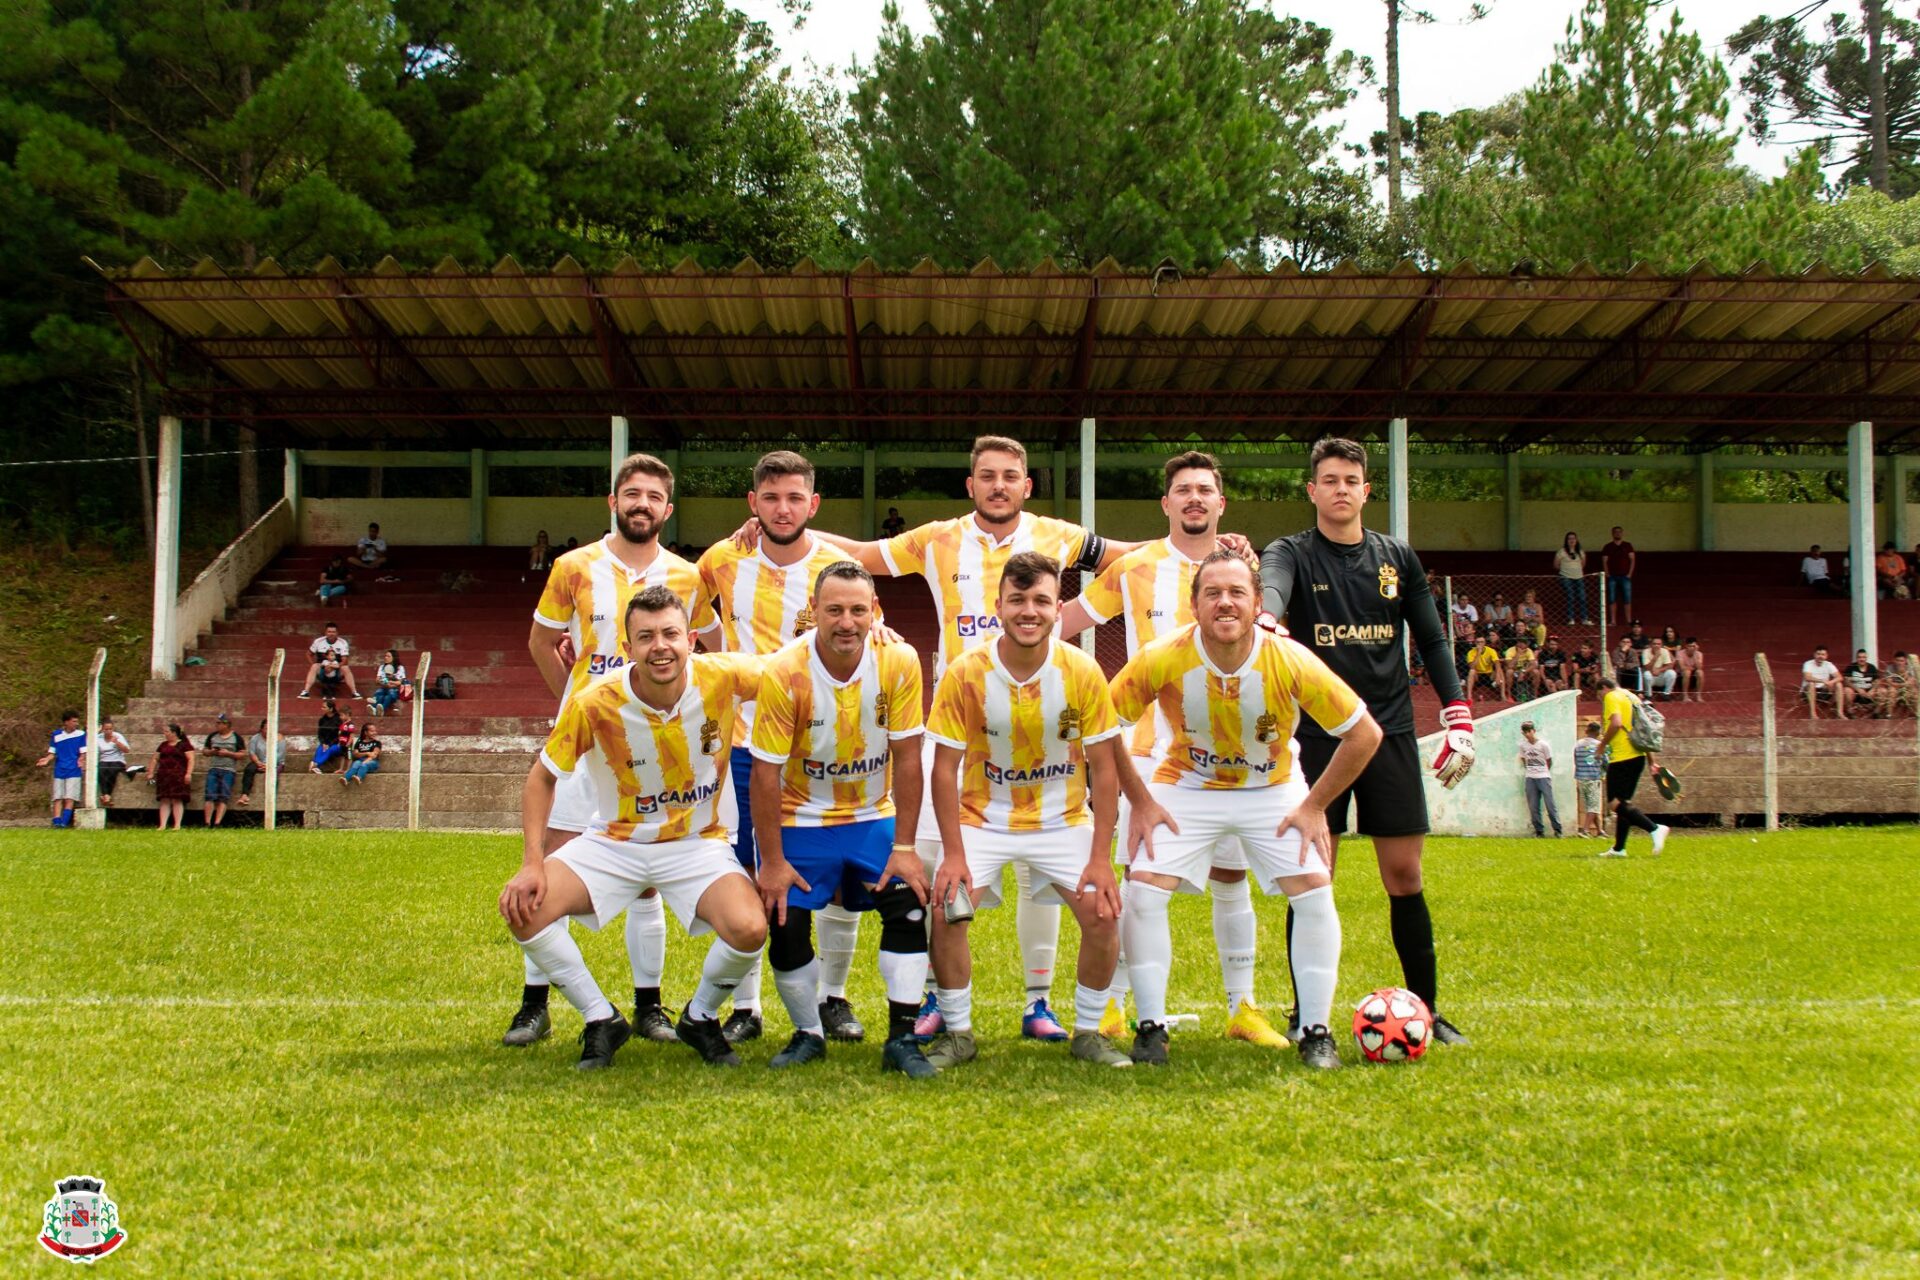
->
<box><xmin>0</xmin><ymin>994</ymin><xmax>467</xmax><ymax>1009</ymax></box>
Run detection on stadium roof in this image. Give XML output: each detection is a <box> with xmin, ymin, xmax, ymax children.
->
<box><xmin>98</xmin><ymin>255</ymin><xmax>1920</xmax><ymax>452</ymax></box>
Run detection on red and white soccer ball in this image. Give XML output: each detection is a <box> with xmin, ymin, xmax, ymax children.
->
<box><xmin>1352</xmin><ymin>987</ymin><xmax>1431</xmax><ymax>1063</ymax></box>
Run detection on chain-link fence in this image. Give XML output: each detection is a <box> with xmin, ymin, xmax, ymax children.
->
<box><xmin>1440</xmin><ymin>573</ymin><xmax>1609</xmax><ymax>708</ymax></box>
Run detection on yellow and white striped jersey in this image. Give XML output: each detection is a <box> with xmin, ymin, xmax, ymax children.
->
<box><xmin>1108</xmin><ymin>624</ymin><xmax>1365</xmax><ymax>790</ymax></box>
<box><xmin>533</xmin><ymin>536</ymin><xmax>711</xmax><ymax>709</ymax></box>
<box><xmin>749</xmin><ymin>635</ymin><xmax>924</xmax><ymax>827</ymax></box>
<box><xmin>881</xmin><ymin>512</ymin><xmax>1090</xmax><ymax>681</ymax></box>
<box><xmin>696</xmin><ymin>534</ymin><xmax>881</xmax><ymax>743</ymax></box>
<box><xmin>1077</xmin><ymin>537</ymin><xmax>1206</xmax><ymax>757</ymax></box>
<box><xmin>924</xmin><ymin>638</ymin><xmax>1120</xmax><ymax>832</ymax></box>
<box><xmin>539</xmin><ymin>652</ymin><xmax>764</xmax><ymax>843</ymax></box>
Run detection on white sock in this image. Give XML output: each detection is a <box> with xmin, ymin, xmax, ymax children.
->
<box><xmin>519</xmin><ymin>920</ymin><xmax>614</xmax><ymax>1023</ymax></box>
<box><xmin>936</xmin><ymin>985</ymin><xmax>973</xmax><ymax>1033</ymax></box>
<box><xmin>1109</xmin><ymin>947</ymin><xmax>1130</xmax><ymax>1001</ymax></box>
<box><xmin>1210</xmin><ymin>877</ymin><xmax>1257</xmax><ymax>1016</ymax></box>
<box><xmin>688</xmin><ymin>939</ymin><xmax>759</xmax><ymax>1022</ymax></box>
<box><xmin>733</xmin><ymin>954</ymin><xmax>762</xmax><ymax>1014</ymax></box>
<box><xmin>1119</xmin><ymin>880</ymin><xmax>1174</xmax><ymax>1027</ymax></box>
<box><xmin>624</xmin><ymin>893</ymin><xmax>667</xmax><ymax>990</ymax></box>
<box><xmin>1014</xmin><ymin>859</ymin><xmax>1059</xmax><ymax>1003</ymax></box>
<box><xmin>774</xmin><ymin>958</ymin><xmax>825</xmax><ymax>1037</ymax></box>
<box><xmin>1287</xmin><ymin>885</ymin><xmax>1342</xmax><ymax>1032</ymax></box>
<box><xmin>1073</xmin><ymin>982</ymin><xmax>1108</xmax><ymax>1033</ymax></box>
<box><xmin>523</xmin><ymin>951</ymin><xmax>548</xmax><ymax>986</ymax></box>
<box><xmin>877</xmin><ymin>947</ymin><xmax>929</xmax><ymax>1005</ymax></box>
<box><xmin>816</xmin><ymin>902</ymin><xmax>860</xmax><ymax>1000</ymax></box>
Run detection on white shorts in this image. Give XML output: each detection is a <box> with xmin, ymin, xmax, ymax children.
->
<box><xmin>51</xmin><ymin>776</ymin><xmax>82</xmax><ymax>803</ymax></box>
<box><xmin>1133</xmin><ymin>780</ymin><xmax>1325</xmax><ymax>896</ymax></box>
<box><xmin>944</xmin><ymin>825</ymin><xmax>1095</xmax><ymax>910</ymax></box>
<box><xmin>1115</xmin><ymin>793</ymin><xmax>1246</xmax><ymax>870</ymax></box>
<box><xmin>550</xmin><ymin>831</ymin><xmax>749</xmax><ymax>934</ymax></box>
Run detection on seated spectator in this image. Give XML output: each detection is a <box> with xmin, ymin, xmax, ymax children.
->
<box><xmin>1659</xmin><ymin>625</ymin><xmax>1679</xmax><ymax>651</ymax></box>
<box><xmin>1675</xmin><ymin>637</ymin><xmax>1706</xmax><ymax>702</ymax></box>
<box><xmin>1801</xmin><ymin>545</ymin><xmax>1843</xmax><ymax>595</ymax></box>
<box><xmin>342</xmin><ymin>722</ymin><xmax>383</xmax><ymax>784</ymax></box>
<box><xmin>1614</xmin><ymin>636</ymin><xmax>1643</xmax><ymax>693</ymax></box>
<box><xmin>1571</xmin><ymin>641</ymin><xmax>1601</xmax><ymax>698</ymax></box>
<box><xmin>564</xmin><ymin>535</ymin><xmax>580</xmax><ymax>552</ymax></box>
<box><xmin>1880</xmin><ymin>651</ymin><xmax>1916</xmax><ymax>717</ymax></box>
<box><xmin>95</xmin><ymin>715</ymin><xmax>134</xmax><ymax>806</ymax></box>
<box><xmin>317</xmin><ymin>556</ymin><xmax>352</xmax><ymax>607</ymax></box>
<box><xmin>299</xmin><ymin>623</ymin><xmax>360</xmax><ymax>700</ymax></box>
<box><xmin>238</xmin><ymin>719</ymin><xmax>285</xmax><ymax>807</ymax></box>
<box><xmin>201</xmin><ymin>712</ymin><xmax>244</xmax><ymax>827</ymax></box>
<box><xmin>527</xmin><ymin>530</ymin><xmax>553</xmax><ymax>578</ymax></box>
<box><xmin>1505</xmin><ymin>637</ymin><xmax>1539</xmax><ymax>702</ymax></box>
<box><xmin>1466</xmin><ymin>633</ymin><xmax>1505</xmax><ymax>703</ymax></box>
<box><xmin>1876</xmin><ymin>541</ymin><xmax>1909</xmax><ymax>599</ymax></box>
<box><xmin>1625</xmin><ymin>620</ymin><xmax>1649</xmax><ymax>653</ymax></box>
<box><xmin>1449</xmin><ymin>595</ymin><xmax>1477</xmax><ymax>679</ymax></box>
<box><xmin>1801</xmin><ymin>645</ymin><xmax>1842</xmax><ymax>719</ymax></box>
<box><xmin>369</xmin><ymin>650</ymin><xmax>412</xmax><ymax>717</ymax></box>
<box><xmin>35</xmin><ymin>709</ymin><xmax>86</xmax><ymax>828</ymax></box>
<box><xmin>355</xmin><ymin>522</ymin><xmax>389</xmax><ymax>571</ymax></box>
<box><xmin>1408</xmin><ymin>646</ymin><xmax>1426</xmax><ymax>689</ymax></box>
<box><xmin>310</xmin><ymin>699</ymin><xmax>348</xmax><ymax>773</ymax></box>
<box><xmin>1537</xmin><ymin>635</ymin><xmax>1568</xmax><ymax>693</ymax></box>
<box><xmin>1842</xmin><ymin>649</ymin><xmax>1881</xmax><ymax>718</ymax></box>
<box><xmin>881</xmin><ymin>507</ymin><xmax>908</xmax><ymax>538</ymax></box>
<box><xmin>1515</xmin><ymin>589</ymin><xmax>1547</xmax><ymax>647</ymax></box>
<box><xmin>1642</xmin><ymin>638</ymin><xmax>1678</xmax><ymax>700</ymax></box>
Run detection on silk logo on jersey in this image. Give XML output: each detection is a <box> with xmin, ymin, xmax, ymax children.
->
<box><xmin>956</xmin><ymin>614</ymin><xmax>1002</xmax><ymax>639</ymax></box>
<box><xmin>587</xmin><ymin>654</ymin><xmax>627</xmax><ymax>675</ymax></box>
<box><xmin>983</xmin><ymin>760</ymin><xmax>1077</xmax><ymax>785</ymax></box>
<box><xmin>1314</xmin><ymin>622</ymin><xmax>1397</xmax><ymax>646</ymax></box>
<box><xmin>803</xmin><ymin>753</ymin><xmax>888</xmax><ymax>780</ymax></box>
<box><xmin>1188</xmin><ymin>747</ymin><xmax>1278</xmax><ymax>773</ymax></box>
<box><xmin>1378</xmin><ymin>564</ymin><xmax>1399</xmax><ymax>600</ymax></box>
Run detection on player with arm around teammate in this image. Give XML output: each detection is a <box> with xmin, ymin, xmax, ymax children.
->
<box><xmin>1258</xmin><ymin>437</ymin><xmax>1475</xmax><ymax>1046</ymax></box>
<box><xmin>500</xmin><ymin>587</ymin><xmax>767</xmax><ymax>1071</ymax></box>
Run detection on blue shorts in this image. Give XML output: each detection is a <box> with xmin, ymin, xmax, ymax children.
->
<box><xmin>1607</xmin><ymin>577</ymin><xmax>1632</xmax><ymax>603</ymax></box>
<box><xmin>730</xmin><ymin>747</ymin><xmax>757</xmax><ymax>872</ymax></box>
<box><xmin>204</xmin><ymin>770</ymin><xmax>235</xmax><ymax>803</ymax></box>
<box><xmin>776</xmin><ymin>818</ymin><xmax>895</xmax><ymax>912</ymax></box>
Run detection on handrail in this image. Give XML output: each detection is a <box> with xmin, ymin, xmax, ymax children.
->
<box><xmin>1753</xmin><ymin>652</ymin><xmax>1777</xmax><ymax>832</ymax></box>
<box><xmin>83</xmin><ymin>648</ymin><xmax>107</xmax><ymax>821</ymax></box>
<box><xmin>408</xmin><ymin>652</ymin><xmax>433</xmax><ymax>831</ymax></box>
<box><xmin>265</xmin><ymin>649</ymin><xmax>285</xmax><ymax>830</ymax></box>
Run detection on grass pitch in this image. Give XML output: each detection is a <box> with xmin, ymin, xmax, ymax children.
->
<box><xmin>3</xmin><ymin>827</ymin><xmax>1917</xmax><ymax>1278</ymax></box>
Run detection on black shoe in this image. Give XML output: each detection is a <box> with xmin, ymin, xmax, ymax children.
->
<box><xmin>881</xmin><ymin>1035</ymin><xmax>938</xmax><ymax>1079</ymax></box>
<box><xmin>501</xmin><ymin>1003</ymin><xmax>551</xmax><ymax>1047</ymax></box>
<box><xmin>677</xmin><ymin>1009</ymin><xmax>742</xmax><ymax>1067</ymax></box>
<box><xmin>633</xmin><ymin>1004</ymin><xmax>678</xmax><ymax>1043</ymax></box>
<box><xmin>770</xmin><ymin>1030</ymin><xmax>828</xmax><ymax>1068</ymax></box>
<box><xmin>819</xmin><ymin>996</ymin><xmax>866</xmax><ymax>1042</ymax></box>
<box><xmin>1430</xmin><ymin>1014</ymin><xmax>1470</xmax><ymax>1046</ymax></box>
<box><xmin>721</xmin><ymin>1009</ymin><xmax>763</xmax><ymax>1044</ymax></box>
<box><xmin>1285</xmin><ymin>1005</ymin><xmax>1303</xmax><ymax>1044</ymax></box>
<box><xmin>1297</xmin><ymin>1024</ymin><xmax>1341</xmax><ymax>1071</ymax></box>
<box><xmin>1131</xmin><ymin>1021</ymin><xmax>1171</xmax><ymax>1066</ymax></box>
<box><xmin>577</xmin><ymin>1013</ymin><xmax>631</xmax><ymax>1070</ymax></box>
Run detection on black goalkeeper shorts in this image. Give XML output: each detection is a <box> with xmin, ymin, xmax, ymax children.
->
<box><xmin>1297</xmin><ymin>730</ymin><xmax>1430</xmax><ymax>839</ymax></box>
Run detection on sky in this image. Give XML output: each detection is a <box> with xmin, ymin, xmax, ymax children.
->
<box><xmin>736</xmin><ymin>0</ymin><xmax>1819</xmax><ymax>180</ymax></box>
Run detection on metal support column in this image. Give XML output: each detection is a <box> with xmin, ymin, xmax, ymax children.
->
<box><xmin>862</xmin><ymin>445</ymin><xmax>877</xmax><ymax>539</ymax></box>
<box><xmin>1388</xmin><ymin>417</ymin><xmax>1409</xmax><ymax>542</ymax></box>
<box><xmin>1697</xmin><ymin>452</ymin><xmax>1715</xmax><ymax>551</ymax></box>
<box><xmin>468</xmin><ymin>449</ymin><xmax>487</xmax><ymax>546</ymax></box>
<box><xmin>1849</xmin><ymin>422</ymin><xmax>1878</xmax><ymax>658</ymax></box>
<box><xmin>77</xmin><ymin>647</ymin><xmax>107</xmax><ymax>829</ymax></box>
<box><xmin>609</xmin><ymin>416</ymin><xmax>629</xmax><ymax>535</ymax></box>
<box><xmin>661</xmin><ymin>447</ymin><xmax>681</xmax><ymax>547</ymax></box>
<box><xmin>1504</xmin><ymin>451</ymin><xmax>1522</xmax><ymax>551</ymax></box>
<box><xmin>264</xmin><ymin>649</ymin><xmax>284</xmax><ymax>830</ymax></box>
<box><xmin>283</xmin><ymin>447</ymin><xmax>301</xmax><ymax>531</ymax></box>
<box><xmin>150</xmin><ymin>413</ymin><xmax>183</xmax><ymax>679</ymax></box>
<box><xmin>1079</xmin><ymin>418</ymin><xmax>1096</xmax><ymax>655</ymax></box>
<box><xmin>1052</xmin><ymin>446</ymin><xmax>1068</xmax><ymax>518</ymax></box>
<box><xmin>1890</xmin><ymin>454</ymin><xmax>1910</xmax><ymax>555</ymax></box>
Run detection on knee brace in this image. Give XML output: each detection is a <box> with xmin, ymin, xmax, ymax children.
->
<box><xmin>766</xmin><ymin>908</ymin><xmax>814</xmax><ymax>972</ymax></box>
<box><xmin>874</xmin><ymin>883</ymin><xmax>928</xmax><ymax>954</ymax></box>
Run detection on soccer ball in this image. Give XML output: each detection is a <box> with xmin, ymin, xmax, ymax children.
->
<box><xmin>1351</xmin><ymin>987</ymin><xmax>1431</xmax><ymax>1063</ymax></box>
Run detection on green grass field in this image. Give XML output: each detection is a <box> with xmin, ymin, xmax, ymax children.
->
<box><xmin>4</xmin><ymin>827</ymin><xmax>1917</xmax><ymax>1278</ymax></box>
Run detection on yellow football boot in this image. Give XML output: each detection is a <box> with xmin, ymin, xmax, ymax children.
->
<box><xmin>1098</xmin><ymin>996</ymin><xmax>1128</xmax><ymax>1041</ymax></box>
<box><xmin>1226</xmin><ymin>1002</ymin><xmax>1289</xmax><ymax>1049</ymax></box>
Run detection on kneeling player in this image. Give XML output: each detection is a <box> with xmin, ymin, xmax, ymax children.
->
<box><xmin>749</xmin><ymin>562</ymin><xmax>938</xmax><ymax>1078</ymax></box>
<box><xmin>1113</xmin><ymin>553</ymin><xmax>1381</xmax><ymax>1069</ymax></box>
<box><xmin>499</xmin><ymin>587</ymin><xmax>767</xmax><ymax>1070</ymax></box>
<box><xmin>923</xmin><ymin>552</ymin><xmax>1132</xmax><ymax>1069</ymax></box>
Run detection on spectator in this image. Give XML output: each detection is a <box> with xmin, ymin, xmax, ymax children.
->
<box><xmin>881</xmin><ymin>506</ymin><xmax>908</xmax><ymax>538</ymax></box>
<box><xmin>1484</xmin><ymin>592</ymin><xmax>1515</xmax><ymax>642</ymax></box>
<box><xmin>1876</xmin><ymin>541</ymin><xmax>1909</xmax><ymax>599</ymax></box>
<box><xmin>564</xmin><ymin>535</ymin><xmax>579</xmax><ymax>552</ymax></box>
<box><xmin>369</xmin><ymin>650</ymin><xmax>412</xmax><ymax>717</ymax></box>
<box><xmin>95</xmin><ymin>715</ymin><xmax>134</xmax><ymax>806</ymax></box>
<box><xmin>1515</xmin><ymin>588</ymin><xmax>1547</xmax><ymax>647</ymax></box>
<box><xmin>1571</xmin><ymin>641</ymin><xmax>1601</xmax><ymax>698</ymax></box>
<box><xmin>1642</xmin><ymin>637</ymin><xmax>1678</xmax><ymax>700</ymax></box>
<box><xmin>147</xmin><ymin>722</ymin><xmax>194</xmax><ymax>830</ymax></box>
<box><xmin>1602</xmin><ymin>525</ymin><xmax>1636</xmax><ymax>625</ymax></box>
<box><xmin>1466</xmin><ymin>633</ymin><xmax>1505</xmax><ymax>703</ymax></box>
<box><xmin>1659</xmin><ymin>625</ymin><xmax>1679</xmax><ymax>650</ymax></box>
<box><xmin>1517</xmin><ymin>720</ymin><xmax>1563</xmax><ymax>838</ymax></box>
<box><xmin>201</xmin><ymin>713</ymin><xmax>244</xmax><ymax>827</ymax></box>
<box><xmin>1408</xmin><ymin>645</ymin><xmax>1426</xmax><ymax>689</ymax></box>
<box><xmin>311</xmin><ymin>699</ymin><xmax>348</xmax><ymax>773</ymax></box>
<box><xmin>342</xmin><ymin>722</ymin><xmax>384</xmax><ymax>784</ymax></box>
<box><xmin>1573</xmin><ymin>718</ymin><xmax>1607</xmax><ymax>838</ymax></box>
<box><xmin>1537</xmin><ymin>634</ymin><xmax>1568</xmax><ymax>693</ymax></box>
<box><xmin>1449</xmin><ymin>592</ymin><xmax>1478</xmax><ymax>679</ymax></box>
<box><xmin>1506</xmin><ymin>636</ymin><xmax>1540</xmax><ymax>702</ymax></box>
<box><xmin>1880</xmin><ymin>651</ymin><xmax>1916</xmax><ymax>717</ymax></box>
<box><xmin>527</xmin><ymin>530</ymin><xmax>553</xmax><ymax>579</ymax></box>
<box><xmin>317</xmin><ymin>556</ymin><xmax>352</xmax><ymax>607</ymax></box>
<box><xmin>1801</xmin><ymin>645</ymin><xmax>1842</xmax><ymax>719</ymax></box>
<box><xmin>1554</xmin><ymin>532</ymin><xmax>1591</xmax><ymax>624</ymax></box>
<box><xmin>238</xmin><ymin>719</ymin><xmax>285</xmax><ymax>807</ymax></box>
<box><xmin>1614</xmin><ymin>636</ymin><xmax>1643</xmax><ymax>694</ymax></box>
<box><xmin>1626</xmin><ymin>619</ymin><xmax>1649</xmax><ymax>654</ymax></box>
<box><xmin>299</xmin><ymin>623</ymin><xmax>360</xmax><ymax>700</ymax></box>
<box><xmin>1842</xmin><ymin>649</ymin><xmax>1880</xmax><ymax>718</ymax></box>
<box><xmin>35</xmin><ymin>708</ymin><xmax>86</xmax><ymax>828</ymax></box>
<box><xmin>1675</xmin><ymin>637</ymin><xmax>1706</xmax><ymax>703</ymax></box>
<box><xmin>355</xmin><ymin>522</ymin><xmax>389</xmax><ymax>571</ymax></box>
<box><xmin>1801</xmin><ymin>545</ymin><xmax>1843</xmax><ymax>595</ymax></box>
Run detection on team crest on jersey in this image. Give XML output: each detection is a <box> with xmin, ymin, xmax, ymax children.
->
<box><xmin>1057</xmin><ymin>707</ymin><xmax>1081</xmax><ymax>741</ymax></box>
<box><xmin>40</xmin><ymin>1177</ymin><xmax>124</xmax><ymax>1262</ymax></box>
<box><xmin>874</xmin><ymin>692</ymin><xmax>889</xmax><ymax>728</ymax></box>
<box><xmin>1378</xmin><ymin>563</ymin><xmax>1399</xmax><ymax>600</ymax></box>
<box><xmin>793</xmin><ymin>606</ymin><xmax>814</xmax><ymax>636</ymax></box>
<box><xmin>1255</xmin><ymin>712</ymin><xmax>1280</xmax><ymax>743</ymax></box>
<box><xmin>700</xmin><ymin>720</ymin><xmax>721</xmax><ymax>754</ymax></box>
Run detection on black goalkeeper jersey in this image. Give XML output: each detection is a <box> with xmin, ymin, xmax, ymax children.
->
<box><xmin>1259</xmin><ymin>527</ymin><xmax>1462</xmax><ymax>738</ymax></box>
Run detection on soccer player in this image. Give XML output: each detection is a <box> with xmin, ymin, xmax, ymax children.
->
<box><xmin>748</xmin><ymin>562</ymin><xmax>937</xmax><ymax>1077</ymax></box>
<box><xmin>504</xmin><ymin>452</ymin><xmax>710</xmax><ymax>1050</ymax></box>
<box><xmin>698</xmin><ymin>450</ymin><xmax>897</xmax><ymax>1045</ymax></box>
<box><xmin>1054</xmin><ymin>449</ymin><xmax>1286</xmax><ymax>1048</ymax></box>
<box><xmin>1111</xmin><ymin>552</ymin><xmax>1381</xmax><ymax>1068</ymax></box>
<box><xmin>921</xmin><ymin>551</ymin><xmax>1133</xmax><ymax>1070</ymax></box>
<box><xmin>1258</xmin><ymin>437</ymin><xmax>1475</xmax><ymax>1046</ymax></box>
<box><xmin>500</xmin><ymin>586</ymin><xmax>767</xmax><ymax>1071</ymax></box>
<box><xmin>1597</xmin><ymin>673</ymin><xmax>1671</xmax><ymax>858</ymax></box>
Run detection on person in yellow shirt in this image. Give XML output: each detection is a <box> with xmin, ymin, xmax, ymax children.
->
<box><xmin>1466</xmin><ymin>634</ymin><xmax>1506</xmax><ymax>703</ymax></box>
<box><xmin>748</xmin><ymin>562</ymin><xmax>935</xmax><ymax>1077</ymax></box>
<box><xmin>501</xmin><ymin>586</ymin><xmax>767</xmax><ymax>1072</ymax></box>
<box><xmin>921</xmin><ymin>552</ymin><xmax>1132</xmax><ymax>1070</ymax></box>
<box><xmin>1598</xmin><ymin>673</ymin><xmax>1669</xmax><ymax>858</ymax></box>
<box><xmin>1110</xmin><ymin>552</ymin><xmax>1382</xmax><ymax>1069</ymax></box>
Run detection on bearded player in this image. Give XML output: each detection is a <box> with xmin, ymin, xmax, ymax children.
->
<box><xmin>1055</xmin><ymin>449</ymin><xmax>1286</xmax><ymax>1050</ymax></box>
<box><xmin>749</xmin><ymin>562</ymin><xmax>937</xmax><ymax>1078</ymax></box>
<box><xmin>501</xmin><ymin>587</ymin><xmax>766</xmax><ymax>1071</ymax></box>
<box><xmin>1258</xmin><ymin>437</ymin><xmax>1474</xmax><ymax>1046</ymax></box>
<box><xmin>505</xmin><ymin>453</ymin><xmax>711</xmax><ymax>1050</ymax></box>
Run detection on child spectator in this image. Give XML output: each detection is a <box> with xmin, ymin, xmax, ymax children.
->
<box><xmin>95</xmin><ymin>715</ymin><xmax>134</xmax><ymax>806</ymax></box>
<box><xmin>238</xmin><ymin>719</ymin><xmax>285</xmax><ymax>807</ymax></box>
<box><xmin>1573</xmin><ymin>719</ymin><xmax>1607</xmax><ymax>837</ymax></box>
<box><xmin>318</xmin><ymin>556</ymin><xmax>352</xmax><ymax>607</ymax></box>
<box><xmin>355</xmin><ymin>522</ymin><xmax>389</xmax><ymax>571</ymax></box>
<box><xmin>1801</xmin><ymin>645</ymin><xmax>1842</xmax><ymax>719</ymax></box>
<box><xmin>299</xmin><ymin>623</ymin><xmax>360</xmax><ymax>700</ymax></box>
<box><xmin>1554</xmin><ymin>532</ymin><xmax>1590</xmax><ymax>623</ymax></box>
<box><xmin>1675</xmin><ymin>638</ymin><xmax>1706</xmax><ymax>702</ymax></box>
<box><xmin>201</xmin><ymin>713</ymin><xmax>244</xmax><ymax>826</ymax></box>
<box><xmin>342</xmin><ymin>722</ymin><xmax>383</xmax><ymax>784</ymax></box>
<box><xmin>1572</xmin><ymin>642</ymin><xmax>1601</xmax><ymax>698</ymax></box>
<box><xmin>369</xmin><ymin>650</ymin><xmax>412</xmax><ymax>716</ymax></box>
<box><xmin>1466</xmin><ymin>634</ymin><xmax>1505</xmax><ymax>703</ymax></box>
<box><xmin>1517</xmin><ymin>720</ymin><xmax>1562</xmax><ymax>837</ymax></box>
<box><xmin>147</xmin><ymin>722</ymin><xmax>193</xmax><ymax>829</ymax></box>
<box><xmin>310</xmin><ymin>700</ymin><xmax>348</xmax><ymax>773</ymax></box>
<box><xmin>1516</xmin><ymin>589</ymin><xmax>1547</xmax><ymax>647</ymax></box>
<box><xmin>36</xmin><ymin>709</ymin><xmax>86</xmax><ymax>828</ymax></box>
<box><xmin>1506</xmin><ymin>637</ymin><xmax>1540</xmax><ymax>702</ymax></box>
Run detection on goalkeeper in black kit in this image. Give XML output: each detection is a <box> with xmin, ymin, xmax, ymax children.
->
<box><xmin>1258</xmin><ymin>437</ymin><xmax>1474</xmax><ymax>1046</ymax></box>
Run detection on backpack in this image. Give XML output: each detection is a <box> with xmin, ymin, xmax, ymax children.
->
<box><xmin>429</xmin><ymin>672</ymin><xmax>456</xmax><ymax>700</ymax></box>
<box><xmin>1626</xmin><ymin>693</ymin><xmax>1665</xmax><ymax>754</ymax></box>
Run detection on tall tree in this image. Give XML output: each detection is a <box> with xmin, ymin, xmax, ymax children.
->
<box><xmin>1730</xmin><ymin>1</ymin><xmax>1920</xmax><ymax>197</ymax></box>
<box><xmin>1379</xmin><ymin>2</ymin><xmax>1490</xmax><ymax>236</ymax></box>
<box><xmin>847</xmin><ymin>0</ymin><xmax>1353</xmax><ymax>268</ymax></box>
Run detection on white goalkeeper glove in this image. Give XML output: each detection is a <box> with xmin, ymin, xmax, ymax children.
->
<box><xmin>1432</xmin><ymin>700</ymin><xmax>1475</xmax><ymax>789</ymax></box>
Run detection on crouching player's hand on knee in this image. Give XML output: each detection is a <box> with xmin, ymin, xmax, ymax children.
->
<box><xmin>500</xmin><ymin>864</ymin><xmax>546</xmax><ymax>929</ymax></box>
<box><xmin>876</xmin><ymin>843</ymin><xmax>930</xmax><ymax>905</ymax></box>
<box><xmin>932</xmin><ymin>855</ymin><xmax>973</xmax><ymax>917</ymax></box>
